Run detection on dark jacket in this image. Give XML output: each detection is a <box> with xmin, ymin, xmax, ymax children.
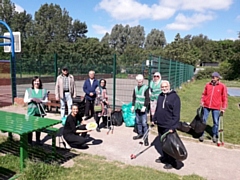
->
<box><xmin>63</xmin><ymin>113</ymin><xmax>82</xmax><ymax>137</ymax></box>
<box><xmin>153</xmin><ymin>90</ymin><xmax>181</xmax><ymax>130</ymax></box>
<box><xmin>83</xmin><ymin>79</ymin><xmax>99</xmax><ymax>100</ymax></box>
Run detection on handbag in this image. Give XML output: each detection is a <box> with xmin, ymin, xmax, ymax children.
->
<box><xmin>94</xmin><ymin>105</ymin><xmax>102</xmax><ymax>112</ymax></box>
<box><xmin>160</xmin><ymin>131</ymin><xmax>188</xmax><ymax>161</ymax></box>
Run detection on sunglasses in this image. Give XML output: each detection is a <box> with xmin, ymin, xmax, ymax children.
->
<box><xmin>62</xmin><ymin>69</ymin><xmax>68</xmax><ymax>71</ymax></box>
<box><xmin>154</xmin><ymin>75</ymin><xmax>159</xmax><ymax>77</ymax></box>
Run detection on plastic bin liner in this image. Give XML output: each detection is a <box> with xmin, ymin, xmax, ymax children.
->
<box><xmin>160</xmin><ymin>131</ymin><xmax>188</xmax><ymax>161</ymax></box>
<box><xmin>122</xmin><ymin>103</ymin><xmax>136</xmax><ymax>127</ymax></box>
<box><xmin>190</xmin><ymin>106</ymin><xmax>206</xmax><ymax>134</ymax></box>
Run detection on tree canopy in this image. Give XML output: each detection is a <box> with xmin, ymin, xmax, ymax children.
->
<box><xmin>0</xmin><ymin>0</ymin><xmax>239</xmax><ymax>79</ymax></box>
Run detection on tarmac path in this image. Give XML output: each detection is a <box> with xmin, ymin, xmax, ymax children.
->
<box><xmin>0</xmin><ymin>105</ymin><xmax>240</xmax><ymax>180</ymax></box>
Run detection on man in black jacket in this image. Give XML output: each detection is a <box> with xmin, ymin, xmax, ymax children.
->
<box><xmin>153</xmin><ymin>80</ymin><xmax>181</xmax><ymax>169</ymax></box>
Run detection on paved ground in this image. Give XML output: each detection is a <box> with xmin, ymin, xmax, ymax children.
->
<box><xmin>1</xmin><ymin>105</ymin><xmax>240</xmax><ymax>180</ymax></box>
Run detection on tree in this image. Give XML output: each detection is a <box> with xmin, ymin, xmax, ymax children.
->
<box><xmin>0</xmin><ymin>0</ymin><xmax>16</xmax><ymax>27</ymax></box>
<box><xmin>145</xmin><ymin>29</ymin><xmax>166</xmax><ymax>49</ymax></box>
<box><xmin>127</xmin><ymin>25</ymin><xmax>145</xmax><ymax>48</ymax></box>
<box><xmin>69</xmin><ymin>19</ymin><xmax>88</xmax><ymax>42</ymax></box>
<box><xmin>27</xmin><ymin>3</ymin><xmax>73</xmax><ymax>54</ymax></box>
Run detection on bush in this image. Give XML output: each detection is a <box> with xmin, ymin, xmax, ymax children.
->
<box><xmin>195</xmin><ymin>67</ymin><xmax>226</xmax><ymax>80</ymax></box>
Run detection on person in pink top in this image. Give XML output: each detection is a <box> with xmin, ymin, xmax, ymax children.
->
<box><xmin>199</xmin><ymin>72</ymin><xmax>228</xmax><ymax>143</ymax></box>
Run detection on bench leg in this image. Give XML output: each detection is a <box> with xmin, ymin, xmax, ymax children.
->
<box><xmin>51</xmin><ymin>134</ymin><xmax>56</xmax><ymax>157</ymax></box>
<box><xmin>20</xmin><ymin>134</ymin><xmax>28</xmax><ymax>172</ymax></box>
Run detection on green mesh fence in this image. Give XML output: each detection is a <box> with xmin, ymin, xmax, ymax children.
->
<box><xmin>13</xmin><ymin>53</ymin><xmax>194</xmax><ymax>109</ymax></box>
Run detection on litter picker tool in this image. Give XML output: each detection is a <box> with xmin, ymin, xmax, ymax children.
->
<box><xmin>217</xmin><ymin>112</ymin><xmax>224</xmax><ymax>147</ymax></box>
<box><xmin>130</xmin><ymin>125</ymin><xmax>154</xmax><ymax>159</ymax></box>
<box><xmin>107</xmin><ymin>108</ymin><xmax>114</xmax><ymax>135</ymax></box>
<box><xmin>36</xmin><ymin>102</ymin><xmax>47</xmax><ymax>117</ymax></box>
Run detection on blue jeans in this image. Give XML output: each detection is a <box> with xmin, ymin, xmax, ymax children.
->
<box><xmin>135</xmin><ymin>111</ymin><xmax>148</xmax><ymax>135</ymax></box>
<box><xmin>203</xmin><ymin>108</ymin><xmax>220</xmax><ymax>137</ymax></box>
<box><xmin>60</xmin><ymin>92</ymin><xmax>73</xmax><ymax>118</ymax></box>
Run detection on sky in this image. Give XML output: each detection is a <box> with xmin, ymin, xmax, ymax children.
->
<box><xmin>12</xmin><ymin>0</ymin><xmax>240</xmax><ymax>43</ymax></box>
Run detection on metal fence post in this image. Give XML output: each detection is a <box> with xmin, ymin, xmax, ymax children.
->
<box><xmin>148</xmin><ymin>54</ymin><xmax>152</xmax><ymax>86</ymax></box>
<box><xmin>174</xmin><ymin>61</ymin><xmax>178</xmax><ymax>89</ymax></box>
<box><xmin>168</xmin><ymin>59</ymin><xmax>172</xmax><ymax>82</ymax></box>
<box><xmin>113</xmin><ymin>54</ymin><xmax>116</xmax><ymax>111</ymax></box>
<box><xmin>158</xmin><ymin>56</ymin><xmax>161</xmax><ymax>73</ymax></box>
<box><xmin>54</xmin><ymin>53</ymin><xmax>58</xmax><ymax>82</ymax></box>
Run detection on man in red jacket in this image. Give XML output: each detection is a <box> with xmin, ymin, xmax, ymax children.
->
<box><xmin>199</xmin><ymin>72</ymin><xmax>228</xmax><ymax>143</ymax></box>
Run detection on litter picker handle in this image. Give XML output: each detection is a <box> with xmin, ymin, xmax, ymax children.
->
<box><xmin>37</xmin><ymin>103</ymin><xmax>47</xmax><ymax>117</ymax></box>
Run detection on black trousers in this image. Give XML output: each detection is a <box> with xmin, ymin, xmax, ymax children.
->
<box><xmin>94</xmin><ymin>113</ymin><xmax>107</xmax><ymax>127</ymax></box>
<box><xmin>63</xmin><ymin>125</ymin><xmax>87</xmax><ymax>147</ymax></box>
<box><xmin>158</xmin><ymin>126</ymin><xmax>177</xmax><ymax>166</ymax></box>
<box><xmin>84</xmin><ymin>99</ymin><xmax>94</xmax><ymax>117</ymax></box>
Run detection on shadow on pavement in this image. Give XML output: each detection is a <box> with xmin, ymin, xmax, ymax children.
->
<box><xmin>0</xmin><ymin>139</ymin><xmax>78</xmax><ymax>165</ymax></box>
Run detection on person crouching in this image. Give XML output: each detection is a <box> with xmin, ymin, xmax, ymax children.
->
<box><xmin>63</xmin><ymin>104</ymin><xmax>91</xmax><ymax>149</ymax></box>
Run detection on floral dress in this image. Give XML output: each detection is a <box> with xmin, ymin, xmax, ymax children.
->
<box><xmin>95</xmin><ymin>86</ymin><xmax>108</xmax><ymax>117</ymax></box>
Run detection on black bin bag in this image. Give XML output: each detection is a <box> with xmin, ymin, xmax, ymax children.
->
<box><xmin>160</xmin><ymin>131</ymin><xmax>188</xmax><ymax>161</ymax></box>
<box><xmin>177</xmin><ymin>121</ymin><xmax>191</xmax><ymax>133</ymax></box>
<box><xmin>111</xmin><ymin>110</ymin><xmax>123</xmax><ymax>126</ymax></box>
<box><xmin>190</xmin><ymin>106</ymin><xmax>206</xmax><ymax>134</ymax></box>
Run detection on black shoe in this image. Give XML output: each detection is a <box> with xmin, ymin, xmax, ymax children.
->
<box><xmin>163</xmin><ymin>164</ymin><xmax>173</xmax><ymax>169</ymax></box>
<box><xmin>96</xmin><ymin>127</ymin><xmax>101</xmax><ymax>132</ymax></box>
<box><xmin>133</xmin><ymin>134</ymin><xmax>143</xmax><ymax>140</ymax></box>
<box><xmin>155</xmin><ymin>157</ymin><xmax>167</xmax><ymax>164</ymax></box>
<box><xmin>79</xmin><ymin>144</ymin><xmax>89</xmax><ymax>149</ymax></box>
<box><xmin>199</xmin><ymin>135</ymin><xmax>204</xmax><ymax>142</ymax></box>
<box><xmin>144</xmin><ymin>139</ymin><xmax>149</xmax><ymax>146</ymax></box>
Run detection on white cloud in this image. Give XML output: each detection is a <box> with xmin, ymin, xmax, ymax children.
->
<box><xmin>96</xmin><ymin>0</ymin><xmax>233</xmax><ymax>31</ymax></box>
<box><xmin>15</xmin><ymin>4</ymin><xmax>24</xmax><ymax>13</ymax></box>
<box><xmin>166</xmin><ymin>13</ymin><xmax>215</xmax><ymax>30</ymax></box>
<box><xmin>96</xmin><ymin>0</ymin><xmax>175</xmax><ymax>21</ymax></box>
<box><xmin>160</xmin><ymin>0</ymin><xmax>233</xmax><ymax>12</ymax></box>
<box><xmin>92</xmin><ymin>24</ymin><xmax>111</xmax><ymax>35</ymax></box>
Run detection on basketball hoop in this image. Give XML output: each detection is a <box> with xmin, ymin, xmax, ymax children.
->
<box><xmin>3</xmin><ymin>32</ymin><xmax>21</xmax><ymax>53</ymax></box>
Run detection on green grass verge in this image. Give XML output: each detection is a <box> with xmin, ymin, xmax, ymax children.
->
<box><xmin>0</xmin><ymin>151</ymin><xmax>204</xmax><ymax>180</ymax></box>
<box><xmin>178</xmin><ymin>79</ymin><xmax>240</xmax><ymax>144</ymax></box>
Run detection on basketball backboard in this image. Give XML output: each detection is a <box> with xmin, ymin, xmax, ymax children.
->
<box><xmin>3</xmin><ymin>32</ymin><xmax>21</xmax><ymax>53</ymax></box>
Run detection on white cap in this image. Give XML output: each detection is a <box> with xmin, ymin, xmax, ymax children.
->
<box><xmin>136</xmin><ymin>74</ymin><xmax>144</xmax><ymax>81</ymax></box>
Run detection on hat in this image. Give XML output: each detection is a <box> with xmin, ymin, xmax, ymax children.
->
<box><xmin>212</xmin><ymin>72</ymin><xmax>221</xmax><ymax>78</ymax></box>
<box><xmin>136</xmin><ymin>74</ymin><xmax>144</xmax><ymax>81</ymax></box>
<box><xmin>62</xmin><ymin>67</ymin><xmax>68</xmax><ymax>70</ymax></box>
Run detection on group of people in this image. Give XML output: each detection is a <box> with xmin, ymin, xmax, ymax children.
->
<box><xmin>23</xmin><ymin>67</ymin><xmax>228</xmax><ymax>169</ymax></box>
<box><xmin>130</xmin><ymin>71</ymin><xmax>227</xmax><ymax>169</ymax></box>
<box><xmin>24</xmin><ymin>67</ymin><xmax>109</xmax><ymax>149</ymax></box>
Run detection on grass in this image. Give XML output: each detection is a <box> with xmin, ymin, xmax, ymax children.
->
<box><xmin>177</xmin><ymin>79</ymin><xmax>240</xmax><ymax>144</ymax></box>
<box><xmin>0</xmin><ymin>137</ymin><xmax>205</xmax><ymax>180</ymax></box>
